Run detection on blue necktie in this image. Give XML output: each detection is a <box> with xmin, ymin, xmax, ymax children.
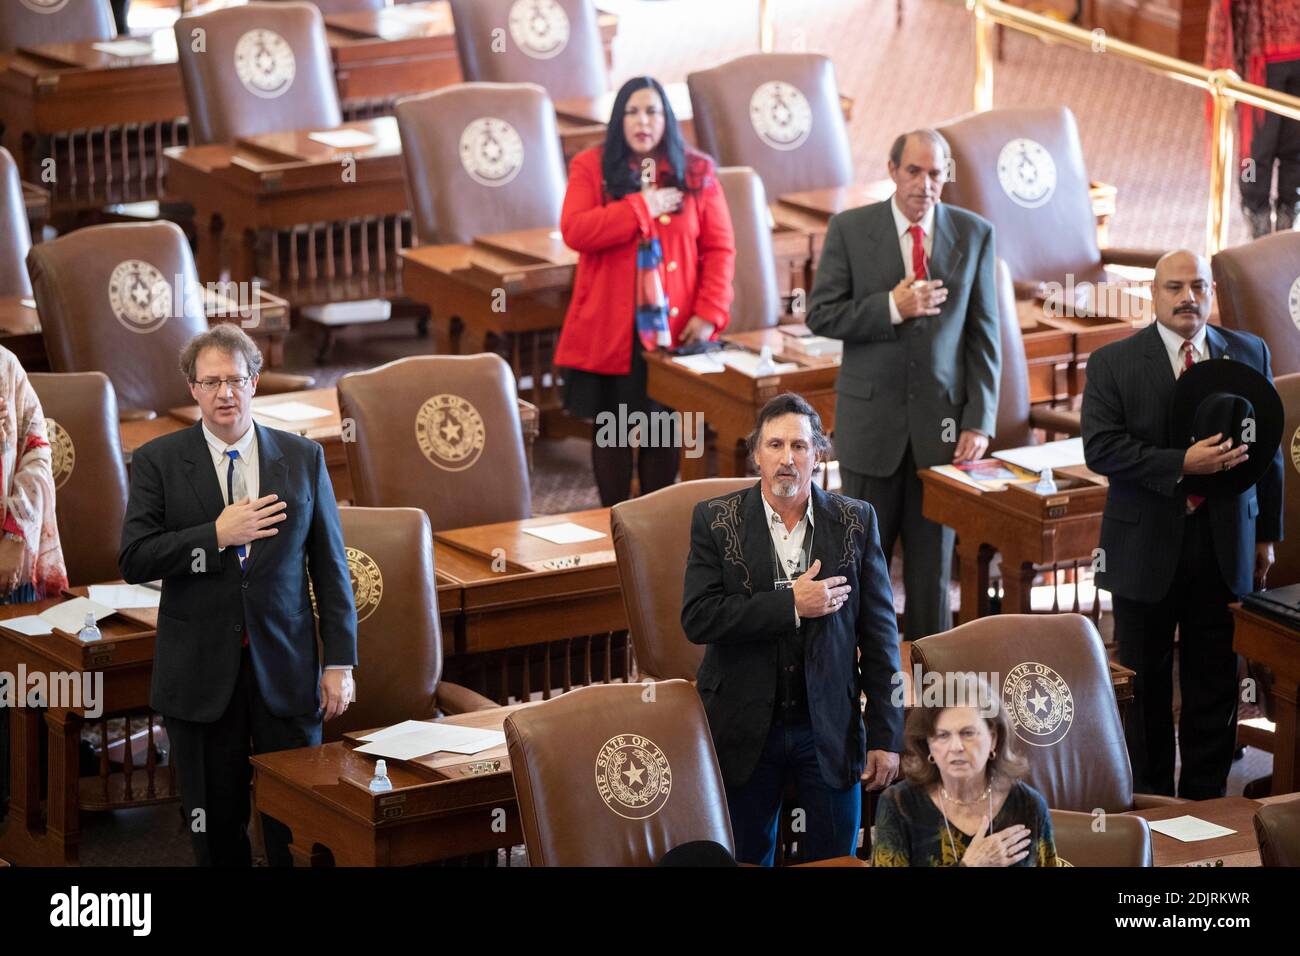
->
<box><xmin>225</xmin><ymin>450</ymin><xmax>248</xmax><ymax>570</ymax></box>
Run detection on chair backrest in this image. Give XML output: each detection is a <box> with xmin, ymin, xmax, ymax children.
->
<box><xmin>337</xmin><ymin>354</ymin><xmax>531</xmax><ymax>530</ymax></box>
<box><xmin>0</xmin><ymin>147</ymin><xmax>32</xmax><ymax>299</ymax></box>
<box><xmin>281</xmin><ymin>0</ymin><xmax>385</xmax><ymax>12</ymax></box>
<box><xmin>687</xmin><ymin>53</ymin><xmax>852</xmax><ymax>201</ymax></box>
<box><xmin>939</xmin><ymin>107</ymin><xmax>1104</xmax><ymax>288</ymax></box>
<box><xmin>989</xmin><ymin>256</ymin><xmax>1032</xmax><ymax>452</ymax></box>
<box><xmin>175</xmin><ymin>1</ymin><xmax>342</xmax><ymax>145</ymax></box>
<box><xmin>1254</xmin><ymin>800</ymin><xmax>1300</xmax><ymax>867</ymax></box>
<box><xmin>504</xmin><ymin>681</ymin><xmax>733</xmax><ymax>866</ymax></box>
<box><xmin>25</xmin><ymin>221</ymin><xmax>206</xmax><ymax>415</ymax></box>
<box><xmin>1050</xmin><ymin>809</ymin><xmax>1151</xmax><ymax>867</ymax></box>
<box><xmin>0</xmin><ymin>0</ymin><xmax>116</xmax><ymax>53</ymax></box>
<box><xmin>912</xmin><ymin>613</ymin><xmax>1134</xmax><ymax>813</ymax></box>
<box><xmin>27</xmin><ymin>372</ymin><xmax>126</xmax><ymax>588</ymax></box>
<box><xmin>611</xmin><ymin>478</ymin><xmax>753</xmax><ymax>681</ymax></box>
<box><xmin>395</xmin><ymin>82</ymin><xmax>566</xmax><ymax>246</ymax></box>
<box><xmin>1268</xmin><ymin>372</ymin><xmax>1300</xmax><ymax>585</ymax></box>
<box><xmin>323</xmin><ymin>506</ymin><xmax>443</xmax><ymax>742</ymax></box>
<box><xmin>1212</xmin><ymin>231</ymin><xmax>1300</xmax><ymax>377</ymax></box>
<box><xmin>447</xmin><ymin>0</ymin><xmax>606</xmax><ymax>101</ymax></box>
<box><xmin>717</xmin><ymin>166</ymin><xmax>781</xmax><ymax>333</ymax></box>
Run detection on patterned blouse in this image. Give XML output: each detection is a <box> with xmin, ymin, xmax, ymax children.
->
<box><xmin>871</xmin><ymin>779</ymin><xmax>1058</xmax><ymax>867</ymax></box>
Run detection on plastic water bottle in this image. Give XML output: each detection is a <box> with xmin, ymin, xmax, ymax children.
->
<box><xmin>755</xmin><ymin>344</ymin><xmax>776</xmax><ymax>376</ymax></box>
<box><xmin>1035</xmin><ymin>468</ymin><xmax>1058</xmax><ymax>495</ymax></box>
<box><xmin>369</xmin><ymin>758</ymin><xmax>393</xmax><ymax>793</ymax></box>
<box><xmin>77</xmin><ymin>612</ymin><xmax>102</xmax><ymax>644</ymax></box>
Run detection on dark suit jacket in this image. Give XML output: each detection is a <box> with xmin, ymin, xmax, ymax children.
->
<box><xmin>119</xmin><ymin>422</ymin><xmax>357</xmax><ymax>723</ymax></box>
<box><xmin>1082</xmin><ymin>322</ymin><xmax>1284</xmax><ymax>601</ymax></box>
<box><xmin>681</xmin><ymin>482</ymin><xmax>904</xmax><ymax>790</ymax></box>
<box><xmin>806</xmin><ymin>200</ymin><xmax>1000</xmax><ymax>476</ymax></box>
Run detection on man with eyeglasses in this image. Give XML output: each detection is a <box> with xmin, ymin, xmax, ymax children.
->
<box><xmin>119</xmin><ymin>324</ymin><xmax>357</xmax><ymax>866</ymax></box>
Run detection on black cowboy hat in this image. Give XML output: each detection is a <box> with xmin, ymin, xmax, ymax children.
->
<box><xmin>1169</xmin><ymin>357</ymin><xmax>1283</xmax><ymax>498</ymax></box>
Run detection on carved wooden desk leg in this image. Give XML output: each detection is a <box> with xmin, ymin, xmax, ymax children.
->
<box><xmin>10</xmin><ymin>707</ymin><xmax>42</xmax><ymax>833</ymax></box>
<box><xmin>44</xmin><ymin>710</ymin><xmax>82</xmax><ymax>864</ymax></box>
<box><xmin>999</xmin><ymin>552</ymin><xmax>1037</xmax><ymax>616</ymax></box>
<box><xmin>956</xmin><ymin>541</ymin><xmax>994</xmax><ymax>624</ymax></box>
<box><xmin>1273</xmin><ymin>674</ymin><xmax>1299</xmax><ymax>796</ymax></box>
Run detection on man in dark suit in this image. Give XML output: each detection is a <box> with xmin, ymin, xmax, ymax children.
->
<box><xmin>682</xmin><ymin>392</ymin><xmax>904</xmax><ymax>865</ymax></box>
<box><xmin>1082</xmin><ymin>249</ymin><xmax>1283</xmax><ymax>799</ymax></box>
<box><xmin>807</xmin><ymin>129</ymin><xmax>1000</xmax><ymax>642</ymax></box>
<box><xmin>120</xmin><ymin>325</ymin><xmax>357</xmax><ymax>866</ymax></box>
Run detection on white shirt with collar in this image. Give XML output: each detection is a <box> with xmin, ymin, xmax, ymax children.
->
<box><xmin>887</xmin><ymin>196</ymin><xmax>935</xmax><ymax>326</ymax></box>
<box><xmin>1155</xmin><ymin>320</ymin><xmax>1209</xmax><ymax>379</ymax></box>
<box><xmin>761</xmin><ymin>490</ymin><xmax>814</xmax><ymax>628</ymax></box>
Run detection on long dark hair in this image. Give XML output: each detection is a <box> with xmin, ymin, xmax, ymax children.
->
<box><xmin>601</xmin><ymin>76</ymin><xmax>703</xmax><ymax>199</ymax></box>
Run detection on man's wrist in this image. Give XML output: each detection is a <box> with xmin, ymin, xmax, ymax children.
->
<box><xmin>888</xmin><ymin>290</ymin><xmax>903</xmax><ymax>325</ymax></box>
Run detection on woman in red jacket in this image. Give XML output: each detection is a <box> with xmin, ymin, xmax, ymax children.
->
<box><xmin>554</xmin><ymin>76</ymin><xmax>736</xmax><ymax>505</ymax></box>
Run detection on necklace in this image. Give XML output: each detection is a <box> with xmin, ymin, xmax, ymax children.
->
<box><xmin>938</xmin><ymin>783</ymin><xmax>994</xmax><ymax>865</ymax></box>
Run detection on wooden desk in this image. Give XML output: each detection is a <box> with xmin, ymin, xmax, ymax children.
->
<box><xmin>919</xmin><ymin>465</ymin><xmax>1108</xmax><ymax>622</ymax></box>
<box><xmin>0</xmin><ymin>592</ymin><xmax>175</xmax><ymax>866</ymax></box>
<box><xmin>0</xmin><ymin>297</ymin><xmax>45</xmax><ymax>370</ymax></box>
<box><xmin>166</xmin><ymin>118</ymin><xmax>411</xmax><ymax>306</ymax></box>
<box><xmin>1125</xmin><ymin>796</ymin><xmax>1272</xmax><ymax>867</ymax></box>
<box><xmin>644</xmin><ymin>326</ymin><xmax>840</xmax><ymax>480</ymax></box>
<box><xmin>251</xmin><ymin>705</ymin><xmax>529</xmax><ymax>866</ymax></box>
<box><xmin>433</xmin><ymin>508</ymin><xmax>629</xmax><ymax>703</ymax></box>
<box><xmin>1230</xmin><ymin>604</ymin><xmax>1300</xmax><ymax>796</ymax></box>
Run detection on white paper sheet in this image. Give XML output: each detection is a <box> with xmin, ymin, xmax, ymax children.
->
<box><xmin>671</xmin><ymin>352</ymin><xmax>726</xmax><ymax>374</ymax></box>
<box><xmin>382</xmin><ymin>5</ymin><xmax>441</xmax><ymax>23</ymax></box>
<box><xmin>87</xmin><ymin>584</ymin><xmax>161</xmax><ymax>610</ymax></box>
<box><xmin>717</xmin><ymin>351</ymin><xmax>799</xmax><ymax>377</ymax></box>
<box><xmin>1147</xmin><ymin>816</ymin><xmax>1237</xmax><ymax>843</ymax></box>
<box><xmin>19</xmin><ymin>298</ymin><xmax>36</xmax><ymax>309</ymax></box>
<box><xmin>521</xmin><ymin>522</ymin><xmax>606</xmax><ymax>545</ymax></box>
<box><xmin>308</xmin><ymin>129</ymin><xmax>379</xmax><ymax>150</ymax></box>
<box><xmin>353</xmin><ymin>725</ymin><xmax>505</xmax><ymax>760</ymax></box>
<box><xmin>92</xmin><ymin>39</ymin><xmax>156</xmax><ymax>57</ymax></box>
<box><xmin>255</xmin><ymin>401</ymin><xmax>332</xmax><ymax>423</ymax></box>
<box><xmin>1</xmin><ymin>615</ymin><xmax>53</xmax><ymax>636</ymax></box>
<box><xmin>992</xmin><ymin>438</ymin><xmax>1085</xmax><ymax>473</ymax></box>
<box><xmin>39</xmin><ymin>597</ymin><xmax>116</xmax><ymax>634</ymax></box>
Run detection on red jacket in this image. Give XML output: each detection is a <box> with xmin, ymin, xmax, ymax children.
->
<box><xmin>553</xmin><ymin>147</ymin><xmax>736</xmax><ymax>375</ymax></box>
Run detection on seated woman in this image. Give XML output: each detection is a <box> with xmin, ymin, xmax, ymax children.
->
<box><xmin>553</xmin><ymin>75</ymin><xmax>735</xmax><ymax>506</ymax></box>
<box><xmin>872</xmin><ymin>677</ymin><xmax>1058</xmax><ymax>866</ymax></box>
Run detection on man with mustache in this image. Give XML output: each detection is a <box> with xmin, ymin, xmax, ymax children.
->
<box><xmin>1082</xmin><ymin>250</ymin><xmax>1283</xmax><ymax>798</ymax></box>
<box><xmin>807</xmin><ymin>129</ymin><xmax>1000</xmax><ymax>643</ymax></box>
<box><xmin>682</xmin><ymin>393</ymin><xmax>903</xmax><ymax>864</ymax></box>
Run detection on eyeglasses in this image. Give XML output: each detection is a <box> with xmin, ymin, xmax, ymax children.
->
<box><xmin>192</xmin><ymin>376</ymin><xmax>252</xmax><ymax>392</ymax></box>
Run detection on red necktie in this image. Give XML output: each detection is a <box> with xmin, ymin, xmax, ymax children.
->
<box><xmin>1180</xmin><ymin>341</ymin><xmax>1204</xmax><ymax>513</ymax></box>
<box><xmin>908</xmin><ymin>224</ymin><xmax>927</xmax><ymax>280</ymax></box>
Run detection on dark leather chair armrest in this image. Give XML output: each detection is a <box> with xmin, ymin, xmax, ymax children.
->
<box><xmin>1101</xmin><ymin>247</ymin><xmax>1165</xmax><ymax>270</ymax></box>
<box><xmin>1028</xmin><ymin>406</ymin><xmax>1082</xmax><ymax>437</ymax></box>
<box><xmin>435</xmin><ymin>680</ymin><xmax>498</xmax><ymax>715</ymax></box>
<box><xmin>1131</xmin><ymin>792</ymin><xmax>1189</xmax><ymax>810</ymax></box>
<box><xmin>118</xmin><ymin>408</ymin><xmax>158</xmax><ymax>422</ymax></box>
<box><xmin>259</xmin><ymin>372</ymin><xmax>317</xmax><ymax>394</ymax></box>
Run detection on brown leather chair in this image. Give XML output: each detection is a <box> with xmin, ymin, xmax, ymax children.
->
<box><xmin>0</xmin><ymin>147</ymin><xmax>32</xmax><ymax>299</ymax></box>
<box><xmin>1268</xmin><ymin>373</ymin><xmax>1300</xmax><ymax>585</ymax></box>
<box><xmin>611</xmin><ymin>478</ymin><xmax>753</xmax><ymax>681</ymax></box>
<box><xmin>1212</xmin><ymin>230</ymin><xmax>1300</xmax><ymax>376</ymax></box>
<box><xmin>687</xmin><ymin>54</ymin><xmax>852</xmax><ymax>201</ymax></box>
<box><xmin>938</xmin><ymin>107</ymin><xmax>1163</xmax><ymax>296</ymax></box>
<box><xmin>25</xmin><ymin>221</ymin><xmax>312</xmax><ymax>419</ymax></box>
<box><xmin>504</xmin><ymin>680</ymin><xmax>733</xmax><ymax>866</ymax></box>
<box><xmin>277</xmin><ymin>0</ymin><xmax>385</xmax><ymax>12</ymax></box>
<box><xmin>989</xmin><ymin>257</ymin><xmax>1080</xmax><ymax>452</ymax></box>
<box><xmin>1049</xmin><ymin>809</ymin><xmax>1152</xmax><ymax>866</ymax></box>
<box><xmin>324</xmin><ymin>506</ymin><xmax>495</xmax><ymax>742</ymax></box>
<box><xmin>717</xmin><ymin>166</ymin><xmax>781</xmax><ymax>333</ymax></box>
<box><xmin>447</xmin><ymin>0</ymin><xmax>607</xmax><ymax>102</ymax></box>
<box><xmin>911</xmin><ymin>613</ymin><xmax>1181</xmax><ymax>813</ymax></box>
<box><xmin>175</xmin><ymin>1</ymin><xmax>342</xmax><ymax>146</ymax></box>
<box><xmin>395</xmin><ymin>82</ymin><xmax>566</xmax><ymax>246</ymax></box>
<box><xmin>28</xmin><ymin>372</ymin><xmax>127</xmax><ymax>587</ymax></box>
<box><xmin>1254</xmin><ymin>800</ymin><xmax>1300</xmax><ymax>867</ymax></box>
<box><xmin>337</xmin><ymin>354</ymin><xmax>531</xmax><ymax>531</ymax></box>
<box><xmin>0</xmin><ymin>0</ymin><xmax>116</xmax><ymax>53</ymax></box>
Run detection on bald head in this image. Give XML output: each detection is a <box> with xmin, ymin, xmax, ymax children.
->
<box><xmin>1153</xmin><ymin>248</ymin><xmax>1213</xmax><ymax>339</ymax></box>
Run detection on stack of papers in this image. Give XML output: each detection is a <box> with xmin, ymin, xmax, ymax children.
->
<box><xmin>671</xmin><ymin>352</ymin><xmax>726</xmax><ymax>374</ymax></box>
<box><xmin>1147</xmin><ymin>816</ymin><xmax>1237</xmax><ymax>843</ymax></box>
<box><xmin>718</xmin><ymin>351</ymin><xmax>799</xmax><ymax>377</ymax></box>
<box><xmin>254</xmin><ymin>401</ymin><xmax>333</xmax><ymax>423</ymax></box>
<box><xmin>992</xmin><ymin>438</ymin><xmax>1085</xmax><ymax>473</ymax></box>
<box><xmin>521</xmin><ymin>522</ymin><xmax>606</xmax><ymax>545</ymax></box>
<box><xmin>92</xmin><ymin>39</ymin><xmax>156</xmax><ymax>58</ymax></box>
<box><xmin>353</xmin><ymin>720</ymin><xmax>506</xmax><ymax>760</ymax></box>
<box><xmin>87</xmin><ymin>583</ymin><xmax>161</xmax><ymax>610</ymax></box>
<box><xmin>3</xmin><ymin>596</ymin><xmax>116</xmax><ymax>637</ymax></box>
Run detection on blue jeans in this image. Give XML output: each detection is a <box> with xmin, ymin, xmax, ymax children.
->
<box><xmin>724</xmin><ymin>716</ymin><xmax>861</xmax><ymax>865</ymax></box>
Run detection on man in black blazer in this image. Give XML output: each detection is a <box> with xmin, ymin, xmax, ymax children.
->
<box><xmin>807</xmin><ymin>129</ymin><xmax>1000</xmax><ymax>642</ymax></box>
<box><xmin>682</xmin><ymin>393</ymin><xmax>904</xmax><ymax>864</ymax></box>
<box><xmin>1082</xmin><ymin>250</ymin><xmax>1283</xmax><ymax>799</ymax></box>
<box><xmin>120</xmin><ymin>325</ymin><xmax>357</xmax><ymax>866</ymax></box>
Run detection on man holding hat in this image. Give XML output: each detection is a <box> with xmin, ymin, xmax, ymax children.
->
<box><xmin>1082</xmin><ymin>249</ymin><xmax>1283</xmax><ymax>799</ymax></box>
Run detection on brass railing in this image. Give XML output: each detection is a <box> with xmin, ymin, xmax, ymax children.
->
<box><xmin>968</xmin><ymin>0</ymin><xmax>1300</xmax><ymax>256</ymax></box>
